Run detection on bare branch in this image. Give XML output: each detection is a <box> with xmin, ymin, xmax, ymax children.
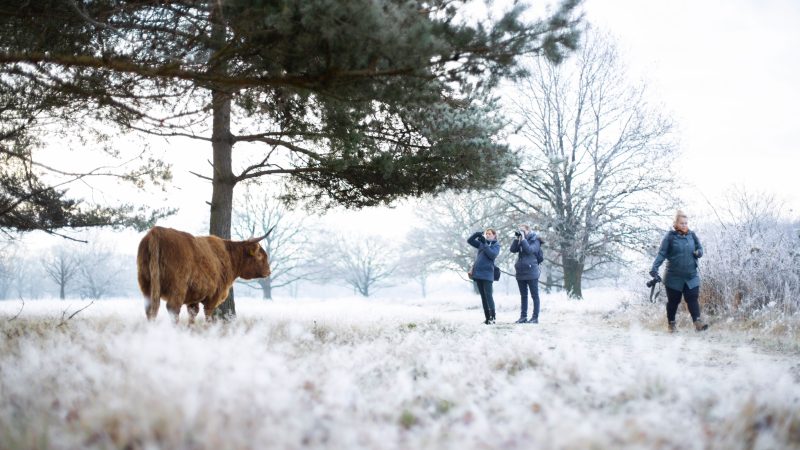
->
<box><xmin>9</xmin><ymin>297</ymin><xmax>24</xmax><ymax>321</ymax></box>
<box><xmin>57</xmin><ymin>300</ymin><xmax>94</xmax><ymax>327</ymax></box>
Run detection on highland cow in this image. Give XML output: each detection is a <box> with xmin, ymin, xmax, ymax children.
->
<box><xmin>137</xmin><ymin>226</ymin><xmax>272</xmax><ymax>322</ymax></box>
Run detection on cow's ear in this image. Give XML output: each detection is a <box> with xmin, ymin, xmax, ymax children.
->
<box><xmin>247</xmin><ymin>244</ymin><xmax>259</xmax><ymax>256</ymax></box>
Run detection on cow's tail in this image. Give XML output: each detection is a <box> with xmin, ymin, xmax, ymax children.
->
<box><xmin>146</xmin><ymin>233</ymin><xmax>162</xmax><ymax>320</ymax></box>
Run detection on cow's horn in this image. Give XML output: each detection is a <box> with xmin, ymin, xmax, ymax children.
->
<box><xmin>250</xmin><ymin>226</ymin><xmax>275</xmax><ymax>242</ymax></box>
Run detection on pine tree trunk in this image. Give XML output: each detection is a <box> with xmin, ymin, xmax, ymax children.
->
<box><xmin>208</xmin><ymin>2</ymin><xmax>237</xmax><ymax>320</ymax></box>
<box><xmin>209</xmin><ymin>89</ymin><xmax>236</xmax><ymax>319</ymax></box>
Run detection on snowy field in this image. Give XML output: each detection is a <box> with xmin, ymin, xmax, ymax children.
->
<box><xmin>1</xmin><ymin>288</ymin><xmax>799</xmax><ymax>450</ymax></box>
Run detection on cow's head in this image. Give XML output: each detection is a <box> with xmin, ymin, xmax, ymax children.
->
<box><xmin>239</xmin><ymin>227</ymin><xmax>274</xmax><ymax>279</ymax></box>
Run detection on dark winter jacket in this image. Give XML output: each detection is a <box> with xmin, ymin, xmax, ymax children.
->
<box><xmin>467</xmin><ymin>232</ymin><xmax>500</xmax><ymax>282</ymax></box>
<box><xmin>650</xmin><ymin>230</ymin><xmax>704</xmax><ymax>291</ymax></box>
<box><xmin>510</xmin><ymin>233</ymin><xmax>542</xmax><ymax>281</ymax></box>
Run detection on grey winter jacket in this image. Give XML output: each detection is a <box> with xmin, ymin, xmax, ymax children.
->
<box><xmin>510</xmin><ymin>233</ymin><xmax>542</xmax><ymax>281</ymax></box>
<box><xmin>650</xmin><ymin>230</ymin><xmax>704</xmax><ymax>291</ymax></box>
<box><xmin>467</xmin><ymin>232</ymin><xmax>500</xmax><ymax>282</ymax></box>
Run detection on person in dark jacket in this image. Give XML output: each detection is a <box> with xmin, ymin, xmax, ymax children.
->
<box><xmin>650</xmin><ymin>210</ymin><xmax>708</xmax><ymax>332</ymax></box>
<box><xmin>467</xmin><ymin>228</ymin><xmax>500</xmax><ymax>325</ymax></box>
<box><xmin>510</xmin><ymin>224</ymin><xmax>543</xmax><ymax>324</ymax></box>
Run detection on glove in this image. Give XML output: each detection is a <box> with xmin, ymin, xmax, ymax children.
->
<box><xmin>693</xmin><ymin>249</ymin><xmax>703</xmax><ymax>258</ymax></box>
<box><xmin>649</xmin><ymin>270</ymin><xmax>658</xmax><ymax>279</ymax></box>
<box><xmin>477</xmin><ymin>235</ymin><xmax>486</xmax><ymax>244</ymax></box>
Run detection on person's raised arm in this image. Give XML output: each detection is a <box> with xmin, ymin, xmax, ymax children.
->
<box><xmin>467</xmin><ymin>231</ymin><xmax>483</xmax><ymax>249</ymax></box>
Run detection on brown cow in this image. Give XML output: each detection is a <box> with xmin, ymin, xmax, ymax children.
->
<box><xmin>136</xmin><ymin>226</ymin><xmax>272</xmax><ymax>322</ymax></box>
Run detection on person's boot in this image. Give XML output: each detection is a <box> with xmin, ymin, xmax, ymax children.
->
<box><xmin>668</xmin><ymin>321</ymin><xmax>677</xmax><ymax>333</ymax></box>
<box><xmin>527</xmin><ymin>317</ymin><xmax>538</xmax><ymax>324</ymax></box>
<box><xmin>694</xmin><ymin>318</ymin><xmax>709</xmax><ymax>332</ymax></box>
<box><xmin>515</xmin><ymin>316</ymin><xmax>527</xmax><ymax>324</ymax></box>
<box><xmin>489</xmin><ymin>311</ymin><xmax>496</xmax><ymax>324</ymax></box>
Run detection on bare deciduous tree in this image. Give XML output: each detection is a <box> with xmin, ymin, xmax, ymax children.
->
<box><xmin>395</xmin><ymin>245</ymin><xmax>436</xmax><ymax>298</ymax></box>
<box><xmin>42</xmin><ymin>246</ymin><xmax>80</xmax><ymax>300</ymax></box>
<box><xmin>75</xmin><ymin>240</ymin><xmax>128</xmax><ymax>300</ymax></box>
<box><xmin>503</xmin><ymin>28</ymin><xmax>677</xmax><ymax>298</ymax></box>
<box><xmin>329</xmin><ymin>235</ymin><xmax>397</xmax><ymax>297</ymax></box>
<box><xmin>232</xmin><ymin>185</ymin><xmax>321</xmax><ymax>299</ymax></box>
<box><xmin>0</xmin><ymin>241</ymin><xmax>17</xmax><ymax>299</ymax></box>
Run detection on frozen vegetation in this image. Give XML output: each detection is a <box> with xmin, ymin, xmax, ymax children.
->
<box><xmin>1</xmin><ymin>288</ymin><xmax>799</xmax><ymax>450</ymax></box>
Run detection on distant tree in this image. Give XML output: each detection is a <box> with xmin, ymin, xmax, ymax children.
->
<box><xmin>396</xmin><ymin>245</ymin><xmax>437</xmax><ymax>298</ymax></box>
<box><xmin>1</xmin><ymin>0</ymin><xmax>581</xmax><ymax>317</ymax></box>
<box><xmin>0</xmin><ymin>246</ymin><xmax>47</xmax><ymax>300</ymax></box>
<box><xmin>75</xmin><ymin>241</ymin><xmax>127</xmax><ymax>300</ymax></box>
<box><xmin>41</xmin><ymin>246</ymin><xmax>80</xmax><ymax>300</ymax></box>
<box><xmin>232</xmin><ymin>185</ymin><xmax>321</xmax><ymax>300</ymax></box>
<box><xmin>503</xmin><ymin>29</ymin><xmax>677</xmax><ymax>298</ymax></box>
<box><xmin>0</xmin><ymin>241</ymin><xmax>17</xmax><ymax>299</ymax></box>
<box><xmin>329</xmin><ymin>235</ymin><xmax>397</xmax><ymax>297</ymax></box>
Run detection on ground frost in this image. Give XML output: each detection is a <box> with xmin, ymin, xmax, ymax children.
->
<box><xmin>1</xmin><ymin>290</ymin><xmax>799</xmax><ymax>449</ymax></box>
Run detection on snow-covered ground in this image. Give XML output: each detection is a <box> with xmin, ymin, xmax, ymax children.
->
<box><xmin>1</xmin><ymin>288</ymin><xmax>799</xmax><ymax>449</ymax></box>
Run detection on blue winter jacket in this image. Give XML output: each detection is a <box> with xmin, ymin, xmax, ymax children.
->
<box><xmin>650</xmin><ymin>230</ymin><xmax>704</xmax><ymax>291</ymax></box>
<box><xmin>467</xmin><ymin>232</ymin><xmax>500</xmax><ymax>282</ymax></box>
<box><xmin>510</xmin><ymin>233</ymin><xmax>542</xmax><ymax>281</ymax></box>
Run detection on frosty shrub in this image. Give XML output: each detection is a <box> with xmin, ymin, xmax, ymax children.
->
<box><xmin>699</xmin><ymin>191</ymin><xmax>800</xmax><ymax>320</ymax></box>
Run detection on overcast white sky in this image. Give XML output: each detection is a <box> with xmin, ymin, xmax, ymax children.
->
<box><xmin>584</xmin><ymin>0</ymin><xmax>800</xmax><ymax>215</ymax></box>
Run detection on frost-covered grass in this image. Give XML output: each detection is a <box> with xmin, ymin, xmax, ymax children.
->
<box><xmin>622</xmin><ymin>288</ymin><xmax>800</xmax><ymax>354</ymax></box>
<box><xmin>1</xmin><ymin>289</ymin><xmax>800</xmax><ymax>450</ymax></box>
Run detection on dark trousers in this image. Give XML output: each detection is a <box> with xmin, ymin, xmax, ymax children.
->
<box><xmin>517</xmin><ymin>279</ymin><xmax>540</xmax><ymax>319</ymax></box>
<box><xmin>665</xmin><ymin>284</ymin><xmax>701</xmax><ymax>322</ymax></box>
<box><xmin>475</xmin><ymin>279</ymin><xmax>495</xmax><ymax>320</ymax></box>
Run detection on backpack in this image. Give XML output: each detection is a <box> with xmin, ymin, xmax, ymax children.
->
<box><xmin>535</xmin><ymin>238</ymin><xmax>544</xmax><ymax>264</ymax></box>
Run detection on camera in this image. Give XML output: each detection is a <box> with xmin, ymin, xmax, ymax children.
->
<box><xmin>514</xmin><ymin>231</ymin><xmax>522</xmax><ymax>237</ymax></box>
<box><xmin>646</xmin><ymin>275</ymin><xmax>662</xmax><ymax>288</ymax></box>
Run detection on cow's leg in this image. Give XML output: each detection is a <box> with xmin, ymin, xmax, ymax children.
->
<box><xmin>165</xmin><ymin>299</ymin><xmax>183</xmax><ymax>324</ymax></box>
<box><xmin>203</xmin><ymin>297</ymin><xmax>222</xmax><ymax>323</ymax></box>
<box><xmin>202</xmin><ymin>302</ymin><xmax>215</xmax><ymax>323</ymax></box>
<box><xmin>186</xmin><ymin>303</ymin><xmax>200</xmax><ymax>325</ymax></box>
<box><xmin>145</xmin><ymin>296</ymin><xmax>160</xmax><ymax>321</ymax></box>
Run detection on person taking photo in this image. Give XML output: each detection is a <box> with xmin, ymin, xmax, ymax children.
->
<box><xmin>467</xmin><ymin>228</ymin><xmax>500</xmax><ymax>325</ymax></box>
<box><xmin>510</xmin><ymin>224</ymin><xmax>543</xmax><ymax>324</ymax></box>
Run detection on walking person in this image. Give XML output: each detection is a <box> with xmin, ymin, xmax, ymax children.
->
<box><xmin>467</xmin><ymin>229</ymin><xmax>500</xmax><ymax>325</ymax></box>
<box><xmin>650</xmin><ymin>210</ymin><xmax>709</xmax><ymax>332</ymax></box>
<box><xmin>510</xmin><ymin>224</ymin><xmax>543</xmax><ymax>324</ymax></box>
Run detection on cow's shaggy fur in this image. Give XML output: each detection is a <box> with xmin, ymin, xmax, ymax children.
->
<box><xmin>137</xmin><ymin>226</ymin><xmax>271</xmax><ymax>322</ymax></box>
